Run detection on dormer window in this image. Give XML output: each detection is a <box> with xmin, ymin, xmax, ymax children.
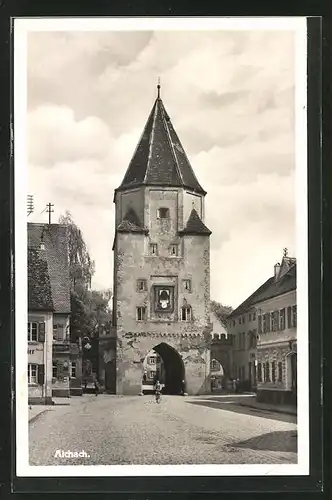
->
<box><xmin>157</xmin><ymin>207</ymin><xmax>169</xmax><ymax>219</ymax></box>
<box><xmin>170</xmin><ymin>244</ymin><xmax>178</xmax><ymax>256</ymax></box>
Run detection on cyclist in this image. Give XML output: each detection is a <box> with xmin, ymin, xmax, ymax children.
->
<box><xmin>155</xmin><ymin>379</ymin><xmax>162</xmax><ymax>403</ymax></box>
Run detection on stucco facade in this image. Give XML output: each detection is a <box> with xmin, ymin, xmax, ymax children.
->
<box><xmin>28</xmin><ymin>311</ymin><xmax>53</xmax><ymax>404</ymax></box>
<box><xmin>255</xmin><ymin>289</ymin><xmax>297</xmax><ymax>405</ymax></box>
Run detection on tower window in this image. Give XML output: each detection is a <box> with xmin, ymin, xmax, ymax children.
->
<box><xmin>52</xmin><ymin>361</ymin><xmax>57</xmax><ymax>379</ymax></box>
<box><xmin>136</xmin><ymin>307</ymin><xmax>147</xmax><ymax>321</ymax></box>
<box><xmin>183</xmin><ymin>279</ymin><xmax>192</xmax><ymax>292</ymax></box>
<box><xmin>149</xmin><ymin>244</ymin><xmax>158</xmax><ymax>255</ymax></box>
<box><xmin>170</xmin><ymin>244</ymin><xmax>178</xmax><ymax>256</ymax></box>
<box><xmin>181</xmin><ymin>306</ymin><xmax>192</xmax><ymax>321</ymax></box>
<box><xmin>137</xmin><ymin>279</ymin><xmax>147</xmax><ymax>292</ymax></box>
<box><xmin>157</xmin><ymin>207</ymin><xmax>170</xmax><ymax>219</ymax></box>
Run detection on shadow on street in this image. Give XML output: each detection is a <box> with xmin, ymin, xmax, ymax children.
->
<box><xmin>186</xmin><ymin>400</ymin><xmax>297</xmax><ymax>424</ymax></box>
<box><xmin>227</xmin><ymin>430</ymin><xmax>297</xmax><ymax>453</ymax></box>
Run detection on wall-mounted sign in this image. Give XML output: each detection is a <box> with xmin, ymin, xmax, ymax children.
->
<box><xmin>154</xmin><ymin>286</ymin><xmax>174</xmax><ymax>312</ymax></box>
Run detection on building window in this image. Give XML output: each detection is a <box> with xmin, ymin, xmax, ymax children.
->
<box><xmin>258</xmin><ymin>315</ymin><xmax>262</xmax><ymax>334</ymax></box>
<box><xmin>137</xmin><ymin>279</ymin><xmax>147</xmax><ymax>292</ymax></box>
<box><xmin>271</xmin><ymin>361</ymin><xmax>276</xmax><ymax>382</ymax></box>
<box><xmin>278</xmin><ymin>362</ymin><xmax>283</xmax><ymax>382</ymax></box>
<box><xmin>275</xmin><ymin>311</ymin><xmax>280</xmax><ymax>330</ymax></box>
<box><xmin>148</xmin><ymin>371</ymin><xmax>155</xmax><ymax>380</ymax></box>
<box><xmin>249</xmin><ymin>313</ymin><xmax>252</xmax><ymax>322</ymax></box>
<box><xmin>157</xmin><ymin>207</ymin><xmax>170</xmax><ymax>219</ymax></box>
<box><xmin>292</xmin><ymin>305</ymin><xmax>297</xmax><ymax>327</ymax></box>
<box><xmin>71</xmin><ymin>362</ymin><xmax>77</xmax><ymax>378</ymax></box>
<box><xmin>181</xmin><ymin>306</ymin><xmax>192</xmax><ymax>321</ymax></box>
<box><xmin>169</xmin><ymin>244</ymin><xmax>178</xmax><ymax>256</ymax></box>
<box><xmin>27</xmin><ymin>364</ymin><xmax>38</xmax><ymax>384</ymax></box>
<box><xmin>264</xmin><ymin>362</ymin><xmax>270</xmax><ymax>382</ymax></box>
<box><xmin>257</xmin><ymin>363</ymin><xmax>262</xmax><ymax>382</ymax></box>
<box><xmin>53</xmin><ymin>324</ymin><xmax>64</xmax><ymax>341</ymax></box>
<box><xmin>52</xmin><ymin>361</ymin><xmax>57</xmax><ymax>379</ymax></box>
<box><xmin>262</xmin><ymin>314</ymin><xmax>266</xmax><ymax>333</ymax></box>
<box><xmin>210</xmin><ymin>359</ymin><xmax>220</xmax><ymax>371</ymax></box>
<box><xmin>253</xmin><ymin>312</ymin><xmax>256</xmax><ymax>321</ymax></box>
<box><xmin>148</xmin><ymin>356</ymin><xmax>156</xmax><ymax>365</ymax></box>
<box><xmin>279</xmin><ymin>309</ymin><xmax>285</xmax><ymax>330</ymax></box>
<box><xmin>136</xmin><ymin>307</ymin><xmax>147</xmax><ymax>321</ymax></box>
<box><xmin>239</xmin><ymin>317</ymin><xmax>242</xmax><ymax>325</ymax></box>
<box><xmin>287</xmin><ymin>306</ymin><xmax>292</xmax><ymax>328</ymax></box>
<box><xmin>233</xmin><ymin>320</ymin><xmax>235</xmax><ymax>327</ymax></box>
<box><xmin>242</xmin><ymin>315</ymin><xmax>245</xmax><ymax>324</ymax></box>
<box><xmin>27</xmin><ymin>322</ymin><xmax>38</xmax><ymax>342</ymax></box>
<box><xmin>149</xmin><ymin>243</ymin><xmax>158</xmax><ymax>255</ymax></box>
<box><xmin>183</xmin><ymin>279</ymin><xmax>192</xmax><ymax>292</ymax></box>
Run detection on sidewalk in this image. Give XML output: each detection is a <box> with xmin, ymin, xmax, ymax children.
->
<box><xmin>237</xmin><ymin>397</ymin><xmax>297</xmax><ymax>416</ymax></box>
<box><xmin>29</xmin><ymin>397</ymin><xmax>70</xmax><ymax>423</ymax></box>
<box><xmin>195</xmin><ymin>393</ymin><xmax>297</xmax><ymax>416</ymax></box>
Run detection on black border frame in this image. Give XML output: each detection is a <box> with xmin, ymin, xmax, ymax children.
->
<box><xmin>0</xmin><ymin>3</ymin><xmax>329</xmax><ymax>498</ymax></box>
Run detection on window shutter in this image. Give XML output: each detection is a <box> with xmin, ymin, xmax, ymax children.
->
<box><xmin>38</xmin><ymin>364</ymin><xmax>45</xmax><ymax>385</ymax></box>
<box><xmin>38</xmin><ymin>323</ymin><xmax>45</xmax><ymax>342</ymax></box>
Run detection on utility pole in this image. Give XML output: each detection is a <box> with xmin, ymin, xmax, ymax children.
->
<box><xmin>45</xmin><ymin>203</ymin><xmax>54</xmax><ymax>225</ymax></box>
<box><xmin>27</xmin><ymin>195</ymin><xmax>34</xmax><ymax>216</ymax></box>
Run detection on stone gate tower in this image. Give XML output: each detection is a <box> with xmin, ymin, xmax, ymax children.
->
<box><xmin>112</xmin><ymin>86</ymin><xmax>212</xmax><ymax>395</ymax></box>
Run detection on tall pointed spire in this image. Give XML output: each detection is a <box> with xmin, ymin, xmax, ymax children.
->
<box><xmin>117</xmin><ymin>88</ymin><xmax>206</xmax><ymax>195</ymax></box>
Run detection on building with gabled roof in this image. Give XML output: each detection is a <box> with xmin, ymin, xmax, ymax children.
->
<box><xmin>28</xmin><ymin>223</ymin><xmax>81</xmax><ymax>399</ymax></box>
<box><xmin>112</xmin><ymin>86</ymin><xmax>213</xmax><ymax>395</ymax></box>
<box><xmin>27</xmin><ymin>246</ymin><xmax>54</xmax><ymax>404</ymax></box>
<box><xmin>226</xmin><ymin>251</ymin><xmax>297</xmax><ymax>404</ymax></box>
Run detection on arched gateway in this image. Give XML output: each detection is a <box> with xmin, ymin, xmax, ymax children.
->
<box><xmin>112</xmin><ymin>87</ymin><xmax>212</xmax><ymax>395</ymax></box>
<box><xmin>142</xmin><ymin>342</ymin><xmax>185</xmax><ymax>394</ymax></box>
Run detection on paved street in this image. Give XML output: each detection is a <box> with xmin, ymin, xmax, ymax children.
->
<box><xmin>29</xmin><ymin>394</ymin><xmax>297</xmax><ymax>466</ymax></box>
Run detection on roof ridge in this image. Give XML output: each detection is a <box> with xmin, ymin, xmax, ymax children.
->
<box><xmin>159</xmin><ymin>99</ymin><xmax>184</xmax><ymax>185</ymax></box>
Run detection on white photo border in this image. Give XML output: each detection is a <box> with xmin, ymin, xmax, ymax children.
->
<box><xmin>14</xmin><ymin>16</ymin><xmax>308</xmax><ymax>477</ymax></box>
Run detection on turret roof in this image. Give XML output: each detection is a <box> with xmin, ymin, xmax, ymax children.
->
<box><xmin>117</xmin><ymin>91</ymin><xmax>206</xmax><ymax>195</ymax></box>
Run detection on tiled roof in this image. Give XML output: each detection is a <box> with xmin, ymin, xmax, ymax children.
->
<box><xmin>28</xmin><ymin>223</ymin><xmax>71</xmax><ymax>314</ymax></box>
<box><xmin>117</xmin><ymin>208</ymin><xmax>148</xmax><ymax>234</ymax></box>
<box><xmin>229</xmin><ymin>260</ymin><xmax>296</xmax><ymax>318</ymax></box>
<box><xmin>117</xmin><ymin>96</ymin><xmax>206</xmax><ymax>195</ymax></box>
<box><xmin>179</xmin><ymin>209</ymin><xmax>211</xmax><ymax>236</ymax></box>
<box><xmin>28</xmin><ymin>248</ymin><xmax>54</xmax><ymax>311</ymax></box>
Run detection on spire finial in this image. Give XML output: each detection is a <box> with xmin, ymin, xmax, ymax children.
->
<box><xmin>157</xmin><ymin>77</ymin><xmax>161</xmax><ymax>99</ymax></box>
<box><xmin>283</xmin><ymin>247</ymin><xmax>288</xmax><ymax>257</ymax></box>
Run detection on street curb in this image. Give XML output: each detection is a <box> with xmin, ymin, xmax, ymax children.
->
<box><xmin>238</xmin><ymin>403</ymin><xmax>297</xmax><ymax>416</ymax></box>
<box><xmin>28</xmin><ymin>409</ymin><xmax>51</xmax><ymax>424</ymax></box>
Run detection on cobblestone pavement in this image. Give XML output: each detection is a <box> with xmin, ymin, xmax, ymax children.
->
<box><xmin>29</xmin><ymin>394</ymin><xmax>297</xmax><ymax>466</ymax></box>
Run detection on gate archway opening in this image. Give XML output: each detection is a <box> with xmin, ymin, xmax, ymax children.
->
<box><xmin>142</xmin><ymin>342</ymin><xmax>185</xmax><ymax>395</ymax></box>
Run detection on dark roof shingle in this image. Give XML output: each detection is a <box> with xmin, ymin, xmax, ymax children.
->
<box><xmin>28</xmin><ymin>248</ymin><xmax>54</xmax><ymax>311</ymax></box>
<box><xmin>117</xmin><ymin>96</ymin><xmax>206</xmax><ymax>195</ymax></box>
<box><xmin>229</xmin><ymin>261</ymin><xmax>296</xmax><ymax>318</ymax></box>
<box><xmin>179</xmin><ymin>209</ymin><xmax>211</xmax><ymax>236</ymax></box>
<box><xmin>28</xmin><ymin>223</ymin><xmax>71</xmax><ymax>314</ymax></box>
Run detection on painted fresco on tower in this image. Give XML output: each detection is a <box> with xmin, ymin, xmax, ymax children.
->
<box><xmin>154</xmin><ymin>285</ymin><xmax>174</xmax><ymax>312</ymax></box>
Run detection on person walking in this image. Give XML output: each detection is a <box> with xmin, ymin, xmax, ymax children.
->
<box><xmin>154</xmin><ymin>379</ymin><xmax>162</xmax><ymax>403</ymax></box>
<box><xmin>94</xmin><ymin>378</ymin><xmax>100</xmax><ymax>396</ymax></box>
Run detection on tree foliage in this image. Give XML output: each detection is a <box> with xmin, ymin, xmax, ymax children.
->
<box><xmin>210</xmin><ymin>300</ymin><xmax>233</xmax><ymax>326</ymax></box>
<box><xmin>59</xmin><ymin>210</ymin><xmax>95</xmax><ymax>292</ymax></box>
<box><xmin>59</xmin><ymin>211</ymin><xmax>111</xmax><ymax>342</ymax></box>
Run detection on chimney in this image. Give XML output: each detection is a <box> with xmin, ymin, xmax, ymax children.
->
<box><xmin>274</xmin><ymin>262</ymin><xmax>281</xmax><ymax>280</ymax></box>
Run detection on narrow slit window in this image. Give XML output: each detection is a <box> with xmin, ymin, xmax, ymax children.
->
<box><xmin>170</xmin><ymin>244</ymin><xmax>178</xmax><ymax>256</ymax></box>
<box><xmin>183</xmin><ymin>279</ymin><xmax>192</xmax><ymax>292</ymax></box>
<box><xmin>150</xmin><ymin>244</ymin><xmax>158</xmax><ymax>255</ymax></box>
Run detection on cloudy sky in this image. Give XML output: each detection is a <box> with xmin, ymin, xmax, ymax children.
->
<box><xmin>26</xmin><ymin>25</ymin><xmax>299</xmax><ymax>309</ymax></box>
